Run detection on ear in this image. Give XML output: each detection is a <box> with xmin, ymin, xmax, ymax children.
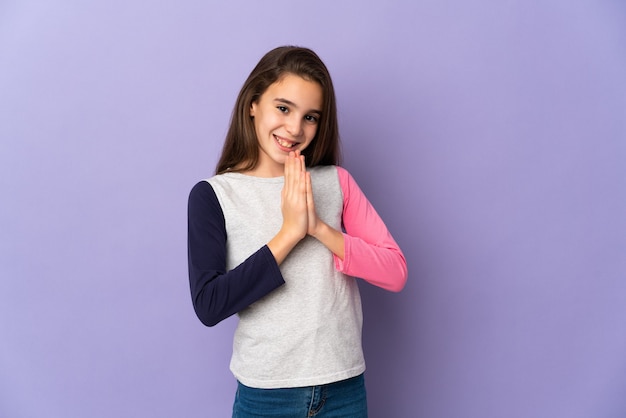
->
<box><xmin>250</xmin><ymin>101</ymin><xmax>257</xmax><ymax>118</ymax></box>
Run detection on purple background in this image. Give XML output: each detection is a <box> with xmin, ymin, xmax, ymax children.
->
<box><xmin>1</xmin><ymin>1</ymin><xmax>625</xmax><ymax>417</ymax></box>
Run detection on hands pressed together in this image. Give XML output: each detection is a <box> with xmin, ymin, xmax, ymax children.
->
<box><xmin>267</xmin><ymin>151</ymin><xmax>344</xmax><ymax>265</ymax></box>
<box><xmin>281</xmin><ymin>150</ymin><xmax>320</xmax><ymax>241</ymax></box>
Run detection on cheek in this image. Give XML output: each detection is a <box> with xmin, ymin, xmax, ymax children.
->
<box><xmin>258</xmin><ymin>113</ymin><xmax>281</xmax><ymax>133</ymax></box>
<box><xmin>253</xmin><ymin>112</ymin><xmax>272</xmax><ymax>136</ymax></box>
<box><xmin>300</xmin><ymin>127</ymin><xmax>318</xmax><ymax>151</ymax></box>
<box><xmin>305</xmin><ymin>124</ymin><xmax>319</xmax><ymax>140</ymax></box>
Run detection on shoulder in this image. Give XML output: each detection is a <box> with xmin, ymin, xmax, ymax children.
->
<box><xmin>189</xmin><ymin>180</ymin><xmax>216</xmax><ymax>200</ymax></box>
<box><xmin>309</xmin><ymin>165</ymin><xmax>345</xmax><ymax>191</ymax></box>
<box><xmin>188</xmin><ymin>180</ymin><xmax>222</xmax><ymax>214</ymax></box>
<box><xmin>309</xmin><ymin>165</ymin><xmax>359</xmax><ymax>188</ymax></box>
<box><xmin>334</xmin><ymin>165</ymin><xmax>351</xmax><ymax>181</ymax></box>
<box><xmin>196</xmin><ymin>173</ymin><xmax>239</xmax><ymax>201</ymax></box>
<box><xmin>331</xmin><ymin>166</ymin><xmax>361</xmax><ymax>195</ymax></box>
<box><xmin>309</xmin><ymin>165</ymin><xmax>350</xmax><ymax>181</ymax></box>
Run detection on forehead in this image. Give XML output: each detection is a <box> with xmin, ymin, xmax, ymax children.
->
<box><xmin>264</xmin><ymin>74</ymin><xmax>323</xmax><ymax>110</ymax></box>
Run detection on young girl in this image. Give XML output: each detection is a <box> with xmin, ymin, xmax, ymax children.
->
<box><xmin>188</xmin><ymin>46</ymin><xmax>407</xmax><ymax>417</ymax></box>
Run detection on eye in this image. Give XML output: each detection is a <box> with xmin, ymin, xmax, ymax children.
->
<box><xmin>277</xmin><ymin>106</ymin><xmax>288</xmax><ymax>113</ymax></box>
<box><xmin>305</xmin><ymin>114</ymin><xmax>319</xmax><ymax>124</ymax></box>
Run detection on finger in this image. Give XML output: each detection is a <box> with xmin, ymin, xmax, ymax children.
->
<box><xmin>284</xmin><ymin>153</ymin><xmax>305</xmax><ymax>206</ymax></box>
<box><xmin>291</xmin><ymin>150</ymin><xmax>302</xmax><ymax>175</ymax></box>
<box><xmin>300</xmin><ymin>154</ymin><xmax>306</xmax><ymax>174</ymax></box>
<box><xmin>288</xmin><ymin>152</ymin><xmax>304</xmax><ymax>192</ymax></box>
<box><xmin>284</xmin><ymin>152</ymin><xmax>296</xmax><ymax>193</ymax></box>
<box><xmin>305</xmin><ymin>171</ymin><xmax>313</xmax><ymax>207</ymax></box>
<box><xmin>305</xmin><ymin>171</ymin><xmax>316</xmax><ymax>235</ymax></box>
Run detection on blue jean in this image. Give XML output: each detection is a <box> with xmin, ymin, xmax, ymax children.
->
<box><xmin>232</xmin><ymin>374</ymin><xmax>368</xmax><ymax>417</ymax></box>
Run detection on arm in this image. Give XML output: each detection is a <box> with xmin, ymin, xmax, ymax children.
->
<box><xmin>187</xmin><ymin>181</ymin><xmax>285</xmax><ymax>327</ymax></box>
<box><xmin>333</xmin><ymin>167</ymin><xmax>408</xmax><ymax>292</ymax></box>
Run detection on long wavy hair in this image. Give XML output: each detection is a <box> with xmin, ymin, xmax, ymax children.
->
<box><xmin>215</xmin><ymin>46</ymin><xmax>341</xmax><ymax>174</ymax></box>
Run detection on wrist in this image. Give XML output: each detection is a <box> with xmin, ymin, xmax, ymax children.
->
<box><xmin>310</xmin><ymin>222</ymin><xmax>345</xmax><ymax>260</ymax></box>
<box><xmin>267</xmin><ymin>226</ymin><xmax>304</xmax><ymax>265</ymax></box>
<box><xmin>310</xmin><ymin>221</ymin><xmax>328</xmax><ymax>241</ymax></box>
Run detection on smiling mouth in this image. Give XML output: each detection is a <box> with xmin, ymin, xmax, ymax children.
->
<box><xmin>274</xmin><ymin>135</ymin><xmax>298</xmax><ymax>149</ymax></box>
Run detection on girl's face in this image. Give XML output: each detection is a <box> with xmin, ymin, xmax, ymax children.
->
<box><xmin>249</xmin><ymin>73</ymin><xmax>323</xmax><ymax>177</ymax></box>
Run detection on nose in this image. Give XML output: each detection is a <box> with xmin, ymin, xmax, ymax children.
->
<box><xmin>285</xmin><ymin>115</ymin><xmax>303</xmax><ymax>137</ymax></box>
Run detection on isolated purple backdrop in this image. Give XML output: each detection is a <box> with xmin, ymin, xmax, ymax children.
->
<box><xmin>1</xmin><ymin>1</ymin><xmax>625</xmax><ymax>417</ymax></box>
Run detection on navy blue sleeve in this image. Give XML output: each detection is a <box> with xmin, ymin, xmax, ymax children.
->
<box><xmin>187</xmin><ymin>181</ymin><xmax>285</xmax><ymax>327</ymax></box>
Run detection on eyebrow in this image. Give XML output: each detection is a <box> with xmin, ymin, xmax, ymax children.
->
<box><xmin>274</xmin><ymin>98</ymin><xmax>322</xmax><ymax>115</ymax></box>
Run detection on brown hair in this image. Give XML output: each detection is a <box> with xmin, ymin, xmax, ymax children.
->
<box><xmin>215</xmin><ymin>46</ymin><xmax>341</xmax><ymax>174</ymax></box>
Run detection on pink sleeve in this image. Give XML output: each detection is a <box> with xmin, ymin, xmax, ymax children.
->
<box><xmin>333</xmin><ymin>166</ymin><xmax>408</xmax><ymax>292</ymax></box>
